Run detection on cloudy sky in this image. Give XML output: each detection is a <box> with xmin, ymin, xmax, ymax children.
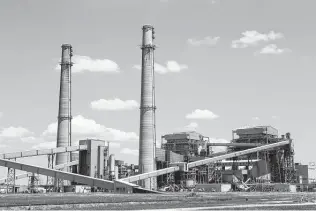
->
<box><xmin>0</xmin><ymin>0</ymin><xmax>316</xmax><ymax>183</ymax></box>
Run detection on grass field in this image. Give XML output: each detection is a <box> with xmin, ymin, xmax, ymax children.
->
<box><xmin>0</xmin><ymin>192</ymin><xmax>315</xmax><ymax>210</ymax></box>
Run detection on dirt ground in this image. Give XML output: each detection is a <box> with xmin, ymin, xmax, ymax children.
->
<box><xmin>0</xmin><ymin>192</ymin><xmax>315</xmax><ymax>210</ymax></box>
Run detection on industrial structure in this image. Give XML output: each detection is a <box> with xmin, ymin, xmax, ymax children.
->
<box><xmin>138</xmin><ymin>24</ymin><xmax>157</xmax><ymax>190</ymax></box>
<box><xmin>0</xmin><ymin>25</ymin><xmax>314</xmax><ymax>195</ymax></box>
<box><xmin>55</xmin><ymin>44</ymin><xmax>73</xmax><ymax>190</ymax></box>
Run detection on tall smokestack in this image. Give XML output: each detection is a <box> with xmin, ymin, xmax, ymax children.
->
<box><xmin>56</xmin><ymin>44</ymin><xmax>73</xmax><ymax>185</ymax></box>
<box><xmin>138</xmin><ymin>25</ymin><xmax>157</xmax><ymax>190</ymax></box>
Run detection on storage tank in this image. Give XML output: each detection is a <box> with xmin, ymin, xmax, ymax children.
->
<box><xmin>109</xmin><ymin>154</ymin><xmax>115</xmax><ymax>177</ymax></box>
<box><xmin>114</xmin><ymin>166</ymin><xmax>119</xmax><ymax>180</ymax></box>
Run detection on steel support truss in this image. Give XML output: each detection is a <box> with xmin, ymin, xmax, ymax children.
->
<box><xmin>6</xmin><ymin>158</ymin><xmax>16</xmax><ymax>193</ymax></box>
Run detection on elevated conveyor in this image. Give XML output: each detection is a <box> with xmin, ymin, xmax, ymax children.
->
<box><xmin>122</xmin><ymin>166</ymin><xmax>180</xmax><ymax>183</ymax></box>
<box><xmin>188</xmin><ymin>140</ymin><xmax>289</xmax><ymax>168</ymax></box>
<box><xmin>0</xmin><ymin>158</ymin><xmax>114</xmax><ymax>189</ymax></box>
<box><xmin>207</xmin><ymin>143</ymin><xmax>263</xmax><ymax>147</ymax></box>
<box><xmin>0</xmin><ymin>158</ymin><xmax>158</xmax><ymax>193</ymax></box>
<box><xmin>0</xmin><ymin>145</ymin><xmax>87</xmax><ymax>159</ymax></box>
<box><xmin>0</xmin><ymin>160</ymin><xmax>79</xmax><ymax>184</ymax></box>
<box><xmin>122</xmin><ymin>140</ymin><xmax>290</xmax><ymax>183</ymax></box>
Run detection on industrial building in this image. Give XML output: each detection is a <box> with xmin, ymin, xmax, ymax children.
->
<box><xmin>153</xmin><ymin>126</ymin><xmax>304</xmax><ymax>192</ymax></box>
<box><xmin>0</xmin><ymin>25</ymin><xmax>314</xmax><ymax>195</ymax></box>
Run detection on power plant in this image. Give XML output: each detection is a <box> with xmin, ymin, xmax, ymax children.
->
<box><xmin>0</xmin><ymin>25</ymin><xmax>315</xmax><ymax>198</ymax></box>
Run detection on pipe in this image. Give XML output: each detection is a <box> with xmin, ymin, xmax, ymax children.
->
<box><xmin>109</xmin><ymin>154</ymin><xmax>115</xmax><ymax>178</ymax></box>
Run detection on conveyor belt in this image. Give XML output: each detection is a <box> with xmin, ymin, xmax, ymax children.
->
<box><xmin>0</xmin><ymin>158</ymin><xmax>114</xmax><ymax>189</ymax></box>
<box><xmin>0</xmin><ymin>145</ymin><xmax>87</xmax><ymax>159</ymax></box>
<box><xmin>0</xmin><ymin>160</ymin><xmax>79</xmax><ymax>184</ymax></box>
<box><xmin>207</xmin><ymin>143</ymin><xmax>263</xmax><ymax>147</ymax></box>
<box><xmin>188</xmin><ymin>140</ymin><xmax>289</xmax><ymax>168</ymax></box>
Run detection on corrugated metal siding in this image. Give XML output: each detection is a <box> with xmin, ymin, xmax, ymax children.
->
<box><xmin>155</xmin><ymin>148</ymin><xmax>166</xmax><ymax>161</ymax></box>
<box><xmin>295</xmin><ymin>164</ymin><xmax>309</xmax><ymax>183</ymax></box>
<box><xmin>163</xmin><ymin>133</ymin><xmax>188</xmax><ymax>140</ymax></box>
<box><xmin>250</xmin><ymin>160</ymin><xmax>270</xmax><ymax>178</ymax></box>
<box><xmin>236</xmin><ymin>126</ymin><xmax>278</xmax><ymax>136</ymax></box>
<box><xmin>71</xmin><ymin>152</ymin><xmax>79</xmax><ymax>161</ymax></box>
<box><xmin>162</xmin><ymin>132</ymin><xmax>202</xmax><ymax>141</ymax></box>
<box><xmin>166</xmin><ymin>150</ymin><xmax>184</xmax><ymax>162</ymax></box>
<box><xmin>155</xmin><ymin>148</ymin><xmax>184</xmax><ymax>162</ymax></box>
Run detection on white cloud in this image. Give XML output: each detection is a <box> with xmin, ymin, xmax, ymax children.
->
<box><xmin>108</xmin><ymin>142</ymin><xmax>121</xmax><ymax>148</ymax></box>
<box><xmin>0</xmin><ymin>144</ymin><xmax>7</xmax><ymax>148</ymax></box>
<box><xmin>154</xmin><ymin>63</ymin><xmax>168</xmax><ymax>74</ymax></box>
<box><xmin>21</xmin><ymin>136</ymin><xmax>44</xmax><ymax>143</ymax></box>
<box><xmin>166</xmin><ymin>61</ymin><xmax>188</xmax><ymax>72</ymax></box>
<box><xmin>120</xmin><ymin>148</ymin><xmax>139</xmax><ymax>156</ymax></box>
<box><xmin>42</xmin><ymin>115</ymin><xmax>138</xmax><ymax>144</ymax></box>
<box><xmin>174</xmin><ymin>122</ymin><xmax>199</xmax><ymax>133</ymax></box>
<box><xmin>252</xmin><ymin>117</ymin><xmax>260</xmax><ymax>120</ymax></box>
<box><xmin>184</xmin><ymin>122</ymin><xmax>198</xmax><ymax>131</ymax></box>
<box><xmin>257</xmin><ymin>44</ymin><xmax>291</xmax><ymax>55</ymax></box>
<box><xmin>32</xmin><ymin>141</ymin><xmax>55</xmax><ymax>150</ymax></box>
<box><xmin>132</xmin><ymin>65</ymin><xmax>141</xmax><ymax>70</ymax></box>
<box><xmin>209</xmin><ymin>138</ymin><xmax>229</xmax><ymax>153</ymax></box>
<box><xmin>133</xmin><ymin>61</ymin><xmax>188</xmax><ymax>74</ymax></box>
<box><xmin>186</xmin><ymin>109</ymin><xmax>219</xmax><ymax>120</ymax></box>
<box><xmin>232</xmin><ymin>31</ymin><xmax>284</xmax><ymax>48</ymax></box>
<box><xmin>0</xmin><ymin>127</ymin><xmax>45</xmax><ymax>150</ymax></box>
<box><xmin>187</xmin><ymin>36</ymin><xmax>220</xmax><ymax>47</ymax></box>
<box><xmin>55</xmin><ymin>55</ymin><xmax>120</xmax><ymax>73</ymax></box>
<box><xmin>186</xmin><ymin>122</ymin><xmax>198</xmax><ymax>129</ymax></box>
<box><xmin>90</xmin><ymin>98</ymin><xmax>139</xmax><ymax>111</ymax></box>
<box><xmin>31</xmin><ymin>137</ymin><xmax>121</xmax><ymax>150</ymax></box>
<box><xmin>0</xmin><ymin>127</ymin><xmax>33</xmax><ymax>138</ymax></box>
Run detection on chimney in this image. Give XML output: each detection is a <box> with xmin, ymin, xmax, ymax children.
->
<box><xmin>55</xmin><ymin>44</ymin><xmax>73</xmax><ymax>186</ymax></box>
<box><xmin>138</xmin><ymin>25</ymin><xmax>157</xmax><ymax>190</ymax></box>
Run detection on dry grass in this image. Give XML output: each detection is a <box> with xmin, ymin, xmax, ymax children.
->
<box><xmin>0</xmin><ymin>192</ymin><xmax>315</xmax><ymax>210</ymax></box>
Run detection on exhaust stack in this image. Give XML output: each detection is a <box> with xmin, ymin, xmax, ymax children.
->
<box><xmin>56</xmin><ymin>44</ymin><xmax>73</xmax><ymax>186</ymax></box>
<box><xmin>138</xmin><ymin>25</ymin><xmax>157</xmax><ymax>190</ymax></box>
